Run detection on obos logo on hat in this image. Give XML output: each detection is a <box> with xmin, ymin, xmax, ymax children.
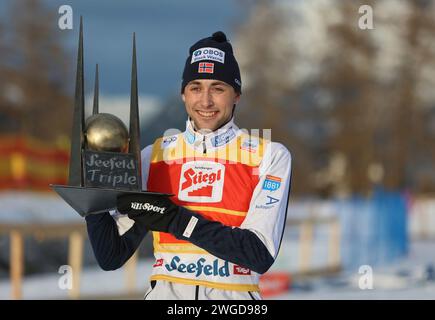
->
<box><xmin>191</xmin><ymin>47</ymin><xmax>225</xmax><ymax>64</ymax></box>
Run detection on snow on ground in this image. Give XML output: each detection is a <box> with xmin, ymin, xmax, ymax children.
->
<box><xmin>1</xmin><ymin>192</ymin><xmax>435</xmax><ymax>299</ymax></box>
<box><xmin>0</xmin><ymin>258</ymin><xmax>154</xmax><ymax>300</ymax></box>
<box><xmin>271</xmin><ymin>240</ymin><xmax>435</xmax><ymax>300</ymax></box>
<box><xmin>1</xmin><ymin>240</ymin><xmax>434</xmax><ymax>299</ymax></box>
<box><xmin>0</xmin><ymin>192</ymin><xmax>81</xmax><ymax>224</ymax></box>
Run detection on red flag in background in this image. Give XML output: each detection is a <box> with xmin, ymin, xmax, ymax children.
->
<box><xmin>0</xmin><ymin>135</ymin><xmax>69</xmax><ymax>191</ymax></box>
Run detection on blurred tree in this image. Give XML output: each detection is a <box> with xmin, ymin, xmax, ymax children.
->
<box><xmin>235</xmin><ymin>0</ymin><xmax>435</xmax><ymax>196</ymax></box>
<box><xmin>234</xmin><ymin>0</ymin><xmax>315</xmax><ymax>195</ymax></box>
<box><xmin>0</xmin><ymin>13</ymin><xmax>21</xmax><ymax>133</ymax></box>
<box><xmin>320</xmin><ymin>0</ymin><xmax>435</xmax><ymax>194</ymax></box>
<box><xmin>381</xmin><ymin>0</ymin><xmax>435</xmax><ymax>192</ymax></box>
<box><xmin>0</xmin><ymin>0</ymin><xmax>72</xmax><ymax>142</ymax></box>
<box><xmin>318</xmin><ymin>0</ymin><xmax>378</xmax><ymax>195</ymax></box>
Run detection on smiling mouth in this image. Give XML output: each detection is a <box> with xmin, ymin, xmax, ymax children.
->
<box><xmin>196</xmin><ymin>110</ymin><xmax>218</xmax><ymax>118</ymax></box>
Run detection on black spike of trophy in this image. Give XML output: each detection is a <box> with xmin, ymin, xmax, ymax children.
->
<box><xmin>51</xmin><ymin>18</ymin><xmax>169</xmax><ymax>217</ymax></box>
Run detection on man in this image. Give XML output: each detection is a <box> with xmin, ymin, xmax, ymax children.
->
<box><xmin>85</xmin><ymin>31</ymin><xmax>292</xmax><ymax>300</ymax></box>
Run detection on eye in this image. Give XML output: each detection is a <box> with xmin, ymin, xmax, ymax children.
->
<box><xmin>190</xmin><ymin>86</ymin><xmax>200</xmax><ymax>92</ymax></box>
<box><xmin>213</xmin><ymin>86</ymin><xmax>225</xmax><ymax>93</ymax></box>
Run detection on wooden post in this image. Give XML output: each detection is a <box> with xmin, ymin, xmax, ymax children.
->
<box><xmin>328</xmin><ymin>219</ymin><xmax>341</xmax><ymax>270</ymax></box>
<box><xmin>299</xmin><ymin>220</ymin><xmax>314</xmax><ymax>273</ymax></box>
<box><xmin>68</xmin><ymin>231</ymin><xmax>83</xmax><ymax>299</ymax></box>
<box><xmin>125</xmin><ymin>251</ymin><xmax>138</xmax><ymax>295</ymax></box>
<box><xmin>418</xmin><ymin>202</ymin><xmax>428</xmax><ymax>240</ymax></box>
<box><xmin>10</xmin><ymin>230</ymin><xmax>24</xmax><ymax>300</ymax></box>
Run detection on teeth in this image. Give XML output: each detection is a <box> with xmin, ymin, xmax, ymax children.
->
<box><xmin>197</xmin><ymin>111</ymin><xmax>217</xmax><ymax>117</ymax></box>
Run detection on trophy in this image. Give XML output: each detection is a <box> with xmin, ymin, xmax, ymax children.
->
<box><xmin>51</xmin><ymin>18</ymin><xmax>168</xmax><ymax>217</ymax></box>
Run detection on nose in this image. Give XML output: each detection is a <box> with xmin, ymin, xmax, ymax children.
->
<box><xmin>199</xmin><ymin>89</ymin><xmax>213</xmax><ymax>108</ymax></box>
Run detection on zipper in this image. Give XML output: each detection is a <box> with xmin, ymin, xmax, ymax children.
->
<box><xmin>195</xmin><ymin>285</ymin><xmax>199</xmax><ymax>300</ymax></box>
<box><xmin>144</xmin><ymin>280</ymin><xmax>157</xmax><ymax>300</ymax></box>
<box><xmin>248</xmin><ymin>291</ymin><xmax>257</xmax><ymax>300</ymax></box>
<box><xmin>202</xmin><ymin>136</ymin><xmax>207</xmax><ymax>154</ymax></box>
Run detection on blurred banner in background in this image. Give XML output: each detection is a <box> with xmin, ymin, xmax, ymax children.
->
<box><xmin>339</xmin><ymin>188</ymin><xmax>408</xmax><ymax>269</ymax></box>
<box><xmin>0</xmin><ymin>135</ymin><xmax>69</xmax><ymax>190</ymax></box>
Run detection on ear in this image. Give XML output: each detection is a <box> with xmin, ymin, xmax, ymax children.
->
<box><xmin>181</xmin><ymin>93</ymin><xmax>186</xmax><ymax>103</ymax></box>
<box><xmin>234</xmin><ymin>93</ymin><xmax>241</xmax><ymax>105</ymax></box>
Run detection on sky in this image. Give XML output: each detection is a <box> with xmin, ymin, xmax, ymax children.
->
<box><xmin>0</xmin><ymin>0</ymin><xmax>248</xmax><ymax>99</ymax></box>
<box><xmin>43</xmin><ymin>0</ymin><xmax>248</xmax><ymax>100</ymax></box>
<box><xmin>0</xmin><ymin>0</ymin><xmax>250</xmax><ymax>141</ymax></box>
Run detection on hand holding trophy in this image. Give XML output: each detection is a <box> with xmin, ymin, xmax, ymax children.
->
<box><xmin>51</xmin><ymin>17</ymin><xmax>169</xmax><ymax>217</ymax></box>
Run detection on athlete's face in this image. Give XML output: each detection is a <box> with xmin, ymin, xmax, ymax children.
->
<box><xmin>182</xmin><ymin>79</ymin><xmax>240</xmax><ymax>132</ymax></box>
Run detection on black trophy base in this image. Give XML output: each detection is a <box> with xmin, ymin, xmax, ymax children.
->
<box><xmin>50</xmin><ymin>184</ymin><xmax>172</xmax><ymax>217</ymax></box>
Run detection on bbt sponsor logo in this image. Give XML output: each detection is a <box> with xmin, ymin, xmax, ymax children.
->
<box><xmin>165</xmin><ymin>256</ymin><xmax>230</xmax><ymax>277</ymax></box>
<box><xmin>178</xmin><ymin>161</ymin><xmax>225</xmax><ymax>203</ymax></box>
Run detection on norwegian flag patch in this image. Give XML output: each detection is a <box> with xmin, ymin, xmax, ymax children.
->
<box><xmin>198</xmin><ymin>62</ymin><xmax>214</xmax><ymax>74</ymax></box>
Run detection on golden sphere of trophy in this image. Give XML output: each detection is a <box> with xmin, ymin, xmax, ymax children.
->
<box><xmin>85</xmin><ymin>113</ymin><xmax>129</xmax><ymax>153</ymax></box>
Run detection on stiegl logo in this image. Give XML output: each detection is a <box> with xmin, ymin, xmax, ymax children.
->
<box><xmin>181</xmin><ymin>168</ymin><xmax>222</xmax><ymax>190</ymax></box>
<box><xmin>131</xmin><ymin>202</ymin><xmax>166</xmax><ymax>214</ymax></box>
<box><xmin>178</xmin><ymin>161</ymin><xmax>225</xmax><ymax>203</ymax></box>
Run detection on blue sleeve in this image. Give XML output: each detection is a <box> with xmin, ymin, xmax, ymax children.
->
<box><xmin>168</xmin><ymin>207</ymin><xmax>275</xmax><ymax>274</ymax></box>
<box><xmin>85</xmin><ymin>212</ymin><xmax>148</xmax><ymax>271</ymax></box>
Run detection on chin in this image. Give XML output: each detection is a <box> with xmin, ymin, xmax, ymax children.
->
<box><xmin>199</xmin><ymin>125</ymin><xmax>217</xmax><ymax>132</ymax></box>
<box><xmin>194</xmin><ymin>120</ymin><xmax>220</xmax><ymax>132</ymax></box>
